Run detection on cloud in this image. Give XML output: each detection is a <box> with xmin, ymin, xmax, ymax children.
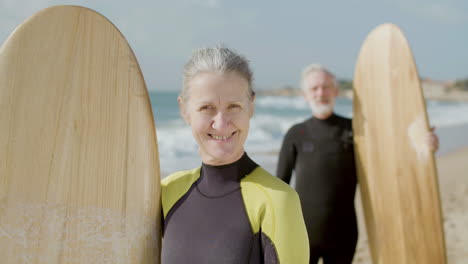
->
<box><xmin>419</xmin><ymin>3</ymin><xmax>467</xmax><ymax>24</ymax></box>
<box><xmin>185</xmin><ymin>0</ymin><xmax>221</xmax><ymax>9</ymax></box>
<box><xmin>392</xmin><ymin>0</ymin><xmax>468</xmax><ymax>24</ymax></box>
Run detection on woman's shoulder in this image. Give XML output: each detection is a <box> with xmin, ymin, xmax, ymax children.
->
<box><xmin>241</xmin><ymin>167</ymin><xmax>299</xmax><ymax>199</ymax></box>
<box><xmin>161</xmin><ymin>167</ymin><xmax>201</xmax><ymax>218</ymax></box>
<box><xmin>240</xmin><ymin>166</ymin><xmax>304</xmax><ymax>240</ymax></box>
<box><xmin>161</xmin><ymin>167</ymin><xmax>201</xmax><ymax>187</ymax></box>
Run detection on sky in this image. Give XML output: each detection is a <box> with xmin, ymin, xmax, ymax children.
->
<box><xmin>1</xmin><ymin>0</ymin><xmax>467</xmax><ymax>91</ymax></box>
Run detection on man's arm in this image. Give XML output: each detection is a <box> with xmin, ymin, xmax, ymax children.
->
<box><xmin>276</xmin><ymin>128</ymin><xmax>297</xmax><ymax>184</ymax></box>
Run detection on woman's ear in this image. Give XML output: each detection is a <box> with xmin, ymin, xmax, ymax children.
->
<box><xmin>249</xmin><ymin>94</ymin><xmax>256</xmax><ymax>118</ymax></box>
<box><xmin>178</xmin><ymin>96</ymin><xmax>190</xmax><ymax>125</ymax></box>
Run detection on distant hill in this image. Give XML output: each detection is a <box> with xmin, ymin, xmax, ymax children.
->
<box><xmin>454</xmin><ymin>78</ymin><xmax>468</xmax><ymax>91</ymax></box>
<box><xmin>256</xmin><ymin>80</ymin><xmax>354</xmax><ymax>97</ymax></box>
<box><xmin>256</xmin><ymin>78</ymin><xmax>468</xmax><ymax>101</ymax></box>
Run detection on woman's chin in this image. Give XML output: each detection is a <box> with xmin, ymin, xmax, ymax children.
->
<box><xmin>201</xmin><ymin>149</ymin><xmax>244</xmax><ymax>165</ymax></box>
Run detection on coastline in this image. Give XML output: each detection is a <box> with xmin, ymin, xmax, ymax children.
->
<box><xmin>256</xmin><ymin>87</ymin><xmax>468</xmax><ymax>102</ymax></box>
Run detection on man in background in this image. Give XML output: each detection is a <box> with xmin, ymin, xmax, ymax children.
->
<box><xmin>276</xmin><ymin>64</ymin><xmax>439</xmax><ymax>264</ymax></box>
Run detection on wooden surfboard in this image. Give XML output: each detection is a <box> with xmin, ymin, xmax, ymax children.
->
<box><xmin>353</xmin><ymin>24</ymin><xmax>446</xmax><ymax>263</ymax></box>
<box><xmin>0</xmin><ymin>5</ymin><xmax>161</xmax><ymax>263</ymax></box>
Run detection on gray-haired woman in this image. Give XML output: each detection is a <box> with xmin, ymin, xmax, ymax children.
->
<box><xmin>161</xmin><ymin>45</ymin><xmax>309</xmax><ymax>263</ymax></box>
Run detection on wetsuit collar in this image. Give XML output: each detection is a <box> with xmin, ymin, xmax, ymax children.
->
<box><xmin>312</xmin><ymin>112</ymin><xmax>338</xmax><ymax>124</ymax></box>
<box><xmin>197</xmin><ymin>152</ymin><xmax>258</xmax><ymax>197</ymax></box>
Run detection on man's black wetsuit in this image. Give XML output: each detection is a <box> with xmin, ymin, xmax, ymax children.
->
<box><xmin>277</xmin><ymin>113</ymin><xmax>358</xmax><ymax>264</ymax></box>
<box><xmin>162</xmin><ymin>153</ymin><xmax>309</xmax><ymax>264</ymax></box>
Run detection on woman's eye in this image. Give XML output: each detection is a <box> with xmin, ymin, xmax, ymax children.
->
<box><xmin>200</xmin><ymin>105</ymin><xmax>214</xmax><ymax>112</ymax></box>
<box><xmin>228</xmin><ymin>104</ymin><xmax>241</xmax><ymax>110</ymax></box>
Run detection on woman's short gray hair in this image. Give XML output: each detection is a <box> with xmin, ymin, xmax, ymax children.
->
<box><xmin>181</xmin><ymin>44</ymin><xmax>255</xmax><ymax>102</ymax></box>
<box><xmin>300</xmin><ymin>64</ymin><xmax>338</xmax><ymax>90</ymax></box>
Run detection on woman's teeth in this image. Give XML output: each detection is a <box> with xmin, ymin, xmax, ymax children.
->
<box><xmin>212</xmin><ymin>135</ymin><xmax>230</xmax><ymax>140</ymax></box>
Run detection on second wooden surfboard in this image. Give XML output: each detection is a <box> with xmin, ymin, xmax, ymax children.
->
<box><xmin>353</xmin><ymin>24</ymin><xmax>446</xmax><ymax>263</ymax></box>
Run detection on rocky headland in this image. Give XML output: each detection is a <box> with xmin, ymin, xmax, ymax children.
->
<box><xmin>256</xmin><ymin>78</ymin><xmax>468</xmax><ymax>102</ymax></box>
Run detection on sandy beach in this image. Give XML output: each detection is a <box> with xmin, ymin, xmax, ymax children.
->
<box><xmin>353</xmin><ymin>147</ymin><xmax>468</xmax><ymax>264</ymax></box>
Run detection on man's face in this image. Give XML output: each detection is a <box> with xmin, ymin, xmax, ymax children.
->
<box><xmin>302</xmin><ymin>71</ymin><xmax>338</xmax><ymax>118</ymax></box>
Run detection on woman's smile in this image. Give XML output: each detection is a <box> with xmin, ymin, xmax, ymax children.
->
<box><xmin>209</xmin><ymin>131</ymin><xmax>237</xmax><ymax>141</ymax></box>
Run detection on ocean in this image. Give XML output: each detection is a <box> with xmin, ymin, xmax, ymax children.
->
<box><xmin>149</xmin><ymin>91</ymin><xmax>468</xmax><ymax>177</ymax></box>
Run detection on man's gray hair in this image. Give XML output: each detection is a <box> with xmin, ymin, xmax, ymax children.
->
<box><xmin>181</xmin><ymin>44</ymin><xmax>255</xmax><ymax>102</ymax></box>
<box><xmin>300</xmin><ymin>64</ymin><xmax>338</xmax><ymax>90</ymax></box>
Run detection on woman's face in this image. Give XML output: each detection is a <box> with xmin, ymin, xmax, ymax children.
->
<box><xmin>179</xmin><ymin>71</ymin><xmax>254</xmax><ymax>166</ymax></box>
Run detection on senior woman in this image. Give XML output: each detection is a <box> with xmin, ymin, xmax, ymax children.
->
<box><xmin>161</xmin><ymin>45</ymin><xmax>309</xmax><ymax>263</ymax></box>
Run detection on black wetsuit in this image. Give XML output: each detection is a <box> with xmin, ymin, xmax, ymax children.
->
<box><xmin>277</xmin><ymin>113</ymin><xmax>358</xmax><ymax>264</ymax></box>
<box><xmin>162</xmin><ymin>153</ymin><xmax>309</xmax><ymax>264</ymax></box>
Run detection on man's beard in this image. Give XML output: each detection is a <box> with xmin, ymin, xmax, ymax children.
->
<box><xmin>308</xmin><ymin>99</ymin><xmax>335</xmax><ymax>116</ymax></box>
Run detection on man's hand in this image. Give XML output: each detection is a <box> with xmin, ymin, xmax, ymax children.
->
<box><xmin>427</xmin><ymin>126</ymin><xmax>439</xmax><ymax>152</ymax></box>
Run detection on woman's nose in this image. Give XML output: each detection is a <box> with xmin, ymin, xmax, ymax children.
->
<box><xmin>211</xmin><ymin>111</ymin><xmax>230</xmax><ymax>131</ymax></box>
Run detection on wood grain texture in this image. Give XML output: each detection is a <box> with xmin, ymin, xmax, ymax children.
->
<box><xmin>0</xmin><ymin>5</ymin><xmax>161</xmax><ymax>263</ymax></box>
<box><xmin>353</xmin><ymin>24</ymin><xmax>446</xmax><ymax>264</ymax></box>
